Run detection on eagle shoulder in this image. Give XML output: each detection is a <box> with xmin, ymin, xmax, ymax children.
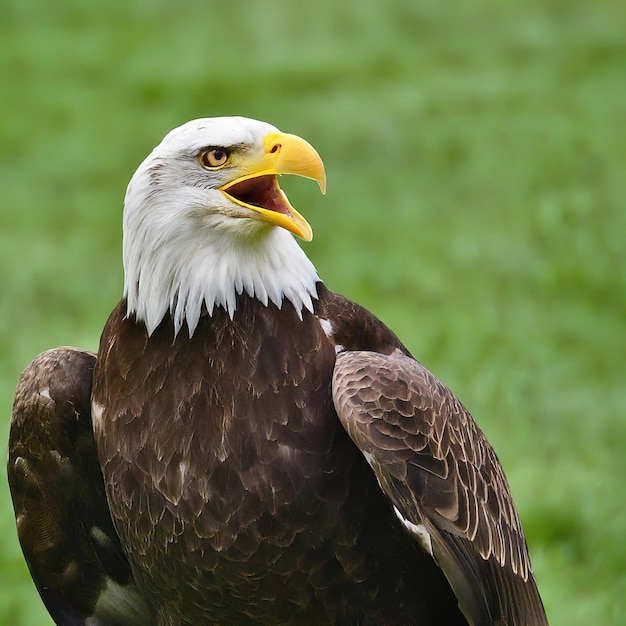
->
<box><xmin>331</xmin><ymin>349</ymin><xmax>549</xmax><ymax>626</ymax></box>
<box><xmin>8</xmin><ymin>347</ymin><xmax>151</xmax><ymax>626</ymax></box>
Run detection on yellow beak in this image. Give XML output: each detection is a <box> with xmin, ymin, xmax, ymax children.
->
<box><xmin>219</xmin><ymin>131</ymin><xmax>326</xmax><ymax>242</ymax></box>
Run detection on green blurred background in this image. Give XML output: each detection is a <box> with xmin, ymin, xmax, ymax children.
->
<box><xmin>1</xmin><ymin>1</ymin><xmax>624</xmax><ymax>624</ymax></box>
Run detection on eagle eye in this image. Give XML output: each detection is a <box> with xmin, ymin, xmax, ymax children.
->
<box><xmin>199</xmin><ymin>148</ymin><xmax>229</xmax><ymax>169</ymax></box>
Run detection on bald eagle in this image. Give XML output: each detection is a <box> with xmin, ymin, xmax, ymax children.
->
<box><xmin>8</xmin><ymin>117</ymin><xmax>548</xmax><ymax>626</ymax></box>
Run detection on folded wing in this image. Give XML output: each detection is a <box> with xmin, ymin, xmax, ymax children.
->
<box><xmin>332</xmin><ymin>350</ymin><xmax>548</xmax><ymax>626</ymax></box>
<box><xmin>8</xmin><ymin>347</ymin><xmax>150</xmax><ymax>626</ymax></box>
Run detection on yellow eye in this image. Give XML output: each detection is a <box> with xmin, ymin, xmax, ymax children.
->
<box><xmin>199</xmin><ymin>148</ymin><xmax>229</xmax><ymax>169</ymax></box>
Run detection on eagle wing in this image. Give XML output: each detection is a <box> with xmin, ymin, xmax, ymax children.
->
<box><xmin>332</xmin><ymin>350</ymin><xmax>548</xmax><ymax>626</ymax></box>
<box><xmin>7</xmin><ymin>347</ymin><xmax>150</xmax><ymax>626</ymax></box>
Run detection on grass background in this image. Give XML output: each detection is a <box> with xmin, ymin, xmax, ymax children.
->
<box><xmin>1</xmin><ymin>0</ymin><xmax>624</xmax><ymax>624</ymax></box>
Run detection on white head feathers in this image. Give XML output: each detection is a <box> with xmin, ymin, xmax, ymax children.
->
<box><xmin>122</xmin><ymin>117</ymin><xmax>320</xmax><ymax>336</ymax></box>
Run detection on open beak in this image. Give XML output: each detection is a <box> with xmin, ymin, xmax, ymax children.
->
<box><xmin>219</xmin><ymin>131</ymin><xmax>326</xmax><ymax>242</ymax></box>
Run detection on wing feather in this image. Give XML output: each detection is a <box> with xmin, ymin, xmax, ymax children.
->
<box><xmin>332</xmin><ymin>350</ymin><xmax>548</xmax><ymax>626</ymax></box>
<box><xmin>8</xmin><ymin>347</ymin><xmax>151</xmax><ymax>626</ymax></box>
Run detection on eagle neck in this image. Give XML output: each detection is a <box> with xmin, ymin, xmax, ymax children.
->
<box><xmin>123</xmin><ymin>225</ymin><xmax>320</xmax><ymax>337</ymax></box>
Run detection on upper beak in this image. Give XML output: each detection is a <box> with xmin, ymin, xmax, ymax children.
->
<box><xmin>219</xmin><ymin>131</ymin><xmax>326</xmax><ymax>242</ymax></box>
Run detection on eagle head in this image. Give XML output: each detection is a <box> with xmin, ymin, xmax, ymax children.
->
<box><xmin>122</xmin><ymin>117</ymin><xmax>326</xmax><ymax>336</ymax></box>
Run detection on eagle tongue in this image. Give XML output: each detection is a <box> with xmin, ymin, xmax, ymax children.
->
<box><xmin>228</xmin><ymin>175</ymin><xmax>291</xmax><ymax>216</ymax></box>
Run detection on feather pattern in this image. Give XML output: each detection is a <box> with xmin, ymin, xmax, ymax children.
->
<box><xmin>90</xmin><ymin>288</ymin><xmax>472</xmax><ymax>624</ymax></box>
<box><xmin>332</xmin><ymin>349</ymin><xmax>548</xmax><ymax>626</ymax></box>
<box><xmin>7</xmin><ymin>348</ymin><xmax>150</xmax><ymax>625</ymax></box>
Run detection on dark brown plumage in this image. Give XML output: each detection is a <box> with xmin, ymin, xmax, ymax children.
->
<box><xmin>8</xmin><ymin>348</ymin><xmax>150</xmax><ymax>625</ymax></box>
<box><xmin>333</xmin><ymin>349</ymin><xmax>548</xmax><ymax>626</ymax></box>
<box><xmin>89</xmin><ymin>286</ymin><xmax>473</xmax><ymax>625</ymax></box>
<box><xmin>7</xmin><ymin>117</ymin><xmax>548</xmax><ymax>625</ymax></box>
